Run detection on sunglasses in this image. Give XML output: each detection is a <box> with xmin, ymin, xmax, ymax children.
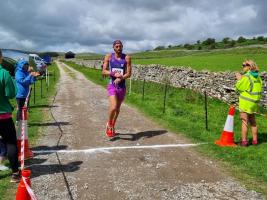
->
<box><xmin>114</xmin><ymin>45</ymin><xmax>122</xmax><ymax>49</ymax></box>
<box><xmin>242</xmin><ymin>63</ymin><xmax>250</xmax><ymax>67</ymax></box>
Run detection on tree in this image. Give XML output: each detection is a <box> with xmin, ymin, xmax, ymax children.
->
<box><xmin>39</xmin><ymin>52</ymin><xmax>59</xmax><ymax>57</ymax></box>
<box><xmin>154</xmin><ymin>46</ymin><xmax>165</xmax><ymax>51</ymax></box>
<box><xmin>227</xmin><ymin>40</ymin><xmax>236</xmax><ymax>48</ymax></box>
<box><xmin>222</xmin><ymin>37</ymin><xmax>230</xmax><ymax>44</ymax></box>
<box><xmin>237</xmin><ymin>36</ymin><xmax>246</xmax><ymax>43</ymax></box>
<box><xmin>257</xmin><ymin>36</ymin><xmax>264</xmax><ymax>41</ymax></box>
<box><xmin>202</xmin><ymin>38</ymin><xmax>215</xmax><ymax>46</ymax></box>
<box><xmin>184</xmin><ymin>43</ymin><xmax>194</xmax><ymax>50</ymax></box>
<box><xmin>209</xmin><ymin>43</ymin><xmax>216</xmax><ymax>49</ymax></box>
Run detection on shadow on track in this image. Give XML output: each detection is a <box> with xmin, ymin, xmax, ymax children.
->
<box><xmin>110</xmin><ymin>129</ymin><xmax>167</xmax><ymax>141</ymax></box>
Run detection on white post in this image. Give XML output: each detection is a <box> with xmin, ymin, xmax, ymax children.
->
<box><xmin>45</xmin><ymin>68</ymin><xmax>48</xmax><ymax>84</ymax></box>
<box><xmin>47</xmin><ymin>68</ymin><xmax>50</xmax><ymax>87</ymax></box>
<box><xmin>129</xmin><ymin>77</ymin><xmax>132</xmax><ymax>95</ymax></box>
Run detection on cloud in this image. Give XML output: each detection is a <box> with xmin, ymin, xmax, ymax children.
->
<box><xmin>0</xmin><ymin>0</ymin><xmax>266</xmax><ymax>53</ymax></box>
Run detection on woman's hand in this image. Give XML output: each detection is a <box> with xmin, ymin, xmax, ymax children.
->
<box><xmin>235</xmin><ymin>72</ymin><xmax>242</xmax><ymax>80</ymax></box>
<box><xmin>28</xmin><ymin>66</ymin><xmax>34</xmax><ymax>72</ymax></box>
<box><xmin>30</xmin><ymin>72</ymin><xmax>40</xmax><ymax>77</ymax></box>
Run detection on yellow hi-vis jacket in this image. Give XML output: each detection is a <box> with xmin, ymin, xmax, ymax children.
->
<box><xmin>235</xmin><ymin>71</ymin><xmax>263</xmax><ymax>114</ymax></box>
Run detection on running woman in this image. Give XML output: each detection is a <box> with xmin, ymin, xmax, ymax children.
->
<box><xmin>102</xmin><ymin>40</ymin><xmax>132</xmax><ymax>137</ymax></box>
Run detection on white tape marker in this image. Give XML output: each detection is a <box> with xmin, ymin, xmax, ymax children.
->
<box><xmin>33</xmin><ymin>143</ymin><xmax>204</xmax><ymax>154</ymax></box>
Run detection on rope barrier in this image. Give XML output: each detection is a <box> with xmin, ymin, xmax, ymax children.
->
<box><xmin>22</xmin><ymin>176</ymin><xmax>37</xmax><ymax>200</ymax></box>
<box><xmin>19</xmin><ymin>88</ymin><xmax>38</xmax><ymax>200</ymax></box>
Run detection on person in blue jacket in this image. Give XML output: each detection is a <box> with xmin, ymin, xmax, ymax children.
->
<box><xmin>15</xmin><ymin>59</ymin><xmax>39</xmax><ymax>122</ymax></box>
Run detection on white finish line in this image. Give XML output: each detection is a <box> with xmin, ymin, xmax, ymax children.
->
<box><xmin>33</xmin><ymin>143</ymin><xmax>204</xmax><ymax>154</ymax></box>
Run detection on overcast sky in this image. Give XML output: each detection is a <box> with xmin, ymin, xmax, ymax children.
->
<box><xmin>0</xmin><ymin>0</ymin><xmax>266</xmax><ymax>54</ymax></box>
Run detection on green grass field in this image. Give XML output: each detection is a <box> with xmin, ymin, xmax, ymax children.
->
<box><xmin>74</xmin><ymin>47</ymin><xmax>267</xmax><ymax>72</ymax></box>
<box><xmin>0</xmin><ymin>63</ymin><xmax>59</xmax><ymax>200</ymax></box>
<box><xmin>65</xmin><ymin>61</ymin><xmax>267</xmax><ymax>197</ymax></box>
<box><xmin>132</xmin><ymin>48</ymin><xmax>267</xmax><ymax>71</ymax></box>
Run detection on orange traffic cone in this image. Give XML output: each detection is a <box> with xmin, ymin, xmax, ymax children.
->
<box><xmin>215</xmin><ymin>106</ymin><xmax>237</xmax><ymax>147</ymax></box>
<box><xmin>17</xmin><ymin>107</ymin><xmax>34</xmax><ymax>160</ymax></box>
<box><xmin>16</xmin><ymin>170</ymin><xmax>31</xmax><ymax>200</ymax></box>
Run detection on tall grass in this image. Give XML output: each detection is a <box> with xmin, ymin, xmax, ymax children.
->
<box><xmin>66</xmin><ymin>61</ymin><xmax>267</xmax><ymax>196</ymax></box>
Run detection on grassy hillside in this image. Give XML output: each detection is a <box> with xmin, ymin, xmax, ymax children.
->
<box><xmin>132</xmin><ymin>48</ymin><xmax>267</xmax><ymax>71</ymax></box>
<box><xmin>154</xmin><ymin>36</ymin><xmax>267</xmax><ymax>51</ymax></box>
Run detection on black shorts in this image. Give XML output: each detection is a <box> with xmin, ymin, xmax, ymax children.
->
<box><xmin>0</xmin><ymin>118</ymin><xmax>17</xmax><ymax>145</ymax></box>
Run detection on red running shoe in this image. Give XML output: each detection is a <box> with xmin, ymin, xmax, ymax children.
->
<box><xmin>106</xmin><ymin>123</ymin><xmax>114</xmax><ymax>137</ymax></box>
<box><xmin>240</xmin><ymin>140</ymin><xmax>248</xmax><ymax>147</ymax></box>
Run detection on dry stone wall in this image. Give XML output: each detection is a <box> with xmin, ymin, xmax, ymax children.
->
<box><xmin>71</xmin><ymin>59</ymin><xmax>267</xmax><ymax>107</ymax></box>
<box><xmin>71</xmin><ymin>59</ymin><xmax>103</xmax><ymax>69</ymax></box>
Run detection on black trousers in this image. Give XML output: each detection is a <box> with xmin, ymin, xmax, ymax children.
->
<box><xmin>16</xmin><ymin>98</ymin><xmax>26</xmax><ymax>121</ymax></box>
<box><xmin>0</xmin><ymin>118</ymin><xmax>19</xmax><ymax>173</ymax></box>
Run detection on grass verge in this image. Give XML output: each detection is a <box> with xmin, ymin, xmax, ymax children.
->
<box><xmin>65</xmin><ymin>60</ymin><xmax>267</xmax><ymax>197</ymax></box>
<box><xmin>0</xmin><ymin>63</ymin><xmax>60</xmax><ymax>200</ymax></box>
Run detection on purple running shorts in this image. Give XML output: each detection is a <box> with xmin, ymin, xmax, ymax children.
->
<box><xmin>107</xmin><ymin>84</ymin><xmax>126</xmax><ymax>101</ymax></box>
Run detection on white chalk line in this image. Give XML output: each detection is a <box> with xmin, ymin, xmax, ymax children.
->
<box><xmin>33</xmin><ymin>143</ymin><xmax>205</xmax><ymax>154</ymax></box>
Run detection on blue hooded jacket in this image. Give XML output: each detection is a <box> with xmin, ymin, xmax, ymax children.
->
<box><xmin>15</xmin><ymin>59</ymin><xmax>36</xmax><ymax>98</ymax></box>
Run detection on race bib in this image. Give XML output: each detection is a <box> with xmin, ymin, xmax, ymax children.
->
<box><xmin>111</xmin><ymin>68</ymin><xmax>123</xmax><ymax>75</ymax></box>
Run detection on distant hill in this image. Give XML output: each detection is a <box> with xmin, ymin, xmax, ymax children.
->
<box><xmin>153</xmin><ymin>36</ymin><xmax>267</xmax><ymax>51</ymax></box>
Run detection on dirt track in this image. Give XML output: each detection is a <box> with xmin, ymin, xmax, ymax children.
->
<box><xmin>29</xmin><ymin>61</ymin><xmax>265</xmax><ymax>200</ymax></box>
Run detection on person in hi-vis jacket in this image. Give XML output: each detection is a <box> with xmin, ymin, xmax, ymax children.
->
<box><xmin>235</xmin><ymin>59</ymin><xmax>263</xmax><ymax>146</ymax></box>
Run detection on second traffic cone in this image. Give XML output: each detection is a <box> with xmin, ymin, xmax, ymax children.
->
<box><xmin>16</xmin><ymin>170</ymin><xmax>31</xmax><ymax>200</ymax></box>
<box><xmin>17</xmin><ymin>107</ymin><xmax>34</xmax><ymax>160</ymax></box>
<box><xmin>215</xmin><ymin>106</ymin><xmax>237</xmax><ymax>147</ymax></box>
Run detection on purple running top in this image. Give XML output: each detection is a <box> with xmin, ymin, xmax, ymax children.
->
<box><xmin>109</xmin><ymin>53</ymin><xmax>126</xmax><ymax>88</ymax></box>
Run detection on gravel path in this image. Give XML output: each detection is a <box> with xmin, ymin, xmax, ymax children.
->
<box><xmin>28</xmin><ymin>61</ymin><xmax>265</xmax><ymax>200</ymax></box>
